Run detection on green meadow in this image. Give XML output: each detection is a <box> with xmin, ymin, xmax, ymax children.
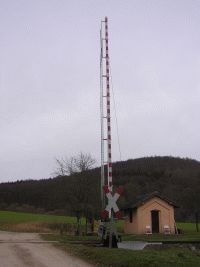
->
<box><xmin>0</xmin><ymin>211</ymin><xmax>199</xmax><ymax>266</ymax></box>
<box><xmin>177</xmin><ymin>222</ymin><xmax>198</xmax><ymax>232</ymax></box>
<box><xmin>0</xmin><ymin>210</ymin><xmax>80</xmax><ymax>232</ymax></box>
<box><xmin>43</xmin><ymin>231</ymin><xmax>200</xmax><ymax>267</ymax></box>
<box><xmin>52</xmin><ymin>245</ymin><xmax>200</xmax><ymax>267</ymax></box>
<box><xmin>42</xmin><ymin>221</ymin><xmax>200</xmax><ymax>267</ymax></box>
<box><xmin>0</xmin><ymin>210</ymin><xmax>77</xmax><ymax>224</ymax></box>
<box><xmin>0</xmin><ymin>210</ymin><xmax>199</xmax><ymax>234</ymax></box>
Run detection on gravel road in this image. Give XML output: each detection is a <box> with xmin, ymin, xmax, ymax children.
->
<box><xmin>0</xmin><ymin>231</ymin><xmax>93</xmax><ymax>267</ymax></box>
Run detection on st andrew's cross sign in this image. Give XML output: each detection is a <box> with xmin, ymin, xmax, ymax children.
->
<box><xmin>101</xmin><ymin>185</ymin><xmax>124</xmax><ymax>219</ymax></box>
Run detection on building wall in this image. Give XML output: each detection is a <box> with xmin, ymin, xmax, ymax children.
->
<box><xmin>124</xmin><ymin>197</ymin><xmax>175</xmax><ymax>234</ymax></box>
<box><xmin>124</xmin><ymin>209</ymin><xmax>138</xmax><ymax>234</ymax></box>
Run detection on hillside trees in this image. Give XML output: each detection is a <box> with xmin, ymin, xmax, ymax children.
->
<box><xmin>0</xmin><ymin>156</ymin><xmax>199</xmax><ymax>222</ymax></box>
<box><xmin>66</xmin><ymin>171</ymin><xmax>100</xmax><ymax>234</ymax></box>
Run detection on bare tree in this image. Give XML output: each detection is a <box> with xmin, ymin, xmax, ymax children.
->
<box><xmin>74</xmin><ymin>152</ymin><xmax>96</xmax><ymax>172</ymax></box>
<box><xmin>54</xmin><ymin>152</ymin><xmax>97</xmax><ymax>235</ymax></box>
<box><xmin>54</xmin><ymin>152</ymin><xmax>96</xmax><ymax>176</ymax></box>
<box><xmin>54</xmin><ymin>158</ymin><xmax>68</xmax><ymax>176</ymax></box>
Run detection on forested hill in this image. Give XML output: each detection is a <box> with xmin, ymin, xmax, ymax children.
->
<box><xmin>0</xmin><ymin>156</ymin><xmax>199</xmax><ymax>222</ymax></box>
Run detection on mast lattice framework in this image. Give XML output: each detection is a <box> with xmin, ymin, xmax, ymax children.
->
<box><xmin>100</xmin><ymin>17</ymin><xmax>112</xmax><ymax>212</ymax></box>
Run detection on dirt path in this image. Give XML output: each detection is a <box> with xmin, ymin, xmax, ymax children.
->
<box><xmin>0</xmin><ymin>231</ymin><xmax>93</xmax><ymax>267</ymax></box>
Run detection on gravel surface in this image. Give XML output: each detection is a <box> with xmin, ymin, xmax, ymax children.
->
<box><xmin>0</xmin><ymin>231</ymin><xmax>92</xmax><ymax>267</ymax></box>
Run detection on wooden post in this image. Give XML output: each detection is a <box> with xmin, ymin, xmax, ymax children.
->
<box><xmin>195</xmin><ymin>212</ymin><xmax>199</xmax><ymax>232</ymax></box>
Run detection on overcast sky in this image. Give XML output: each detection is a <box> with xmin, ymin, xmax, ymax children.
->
<box><xmin>0</xmin><ymin>0</ymin><xmax>200</xmax><ymax>182</ymax></box>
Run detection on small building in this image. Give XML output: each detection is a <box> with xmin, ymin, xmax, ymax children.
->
<box><xmin>123</xmin><ymin>191</ymin><xmax>178</xmax><ymax>234</ymax></box>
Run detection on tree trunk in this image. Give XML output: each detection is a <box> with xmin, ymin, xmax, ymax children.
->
<box><xmin>76</xmin><ymin>215</ymin><xmax>80</xmax><ymax>235</ymax></box>
<box><xmin>85</xmin><ymin>217</ymin><xmax>88</xmax><ymax>235</ymax></box>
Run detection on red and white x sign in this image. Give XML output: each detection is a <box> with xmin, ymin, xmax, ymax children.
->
<box><xmin>101</xmin><ymin>185</ymin><xmax>124</xmax><ymax>219</ymax></box>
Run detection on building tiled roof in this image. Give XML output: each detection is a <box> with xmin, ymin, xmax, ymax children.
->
<box><xmin>122</xmin><ymin>191</ymin><xmax>179</xmax><ymax>210</ymax></box>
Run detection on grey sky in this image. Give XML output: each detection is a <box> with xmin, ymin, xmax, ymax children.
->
<box><xmin>0</xmin><ymin>0</ymin><xmax>200</xmax><ymax>181</ymax></box>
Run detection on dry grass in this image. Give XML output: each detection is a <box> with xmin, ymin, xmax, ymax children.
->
<box><xmin>0</xmin><ymin>221</ymin><xmax>83</xmax><ymax>234</ymax></box>
<box><xmin>0</xmin><ymin>222</ymin><xmax>55</xmax><ymax>233</ymax></box>
<box><xmin>0</xmin><ymin>211</ymin><xmax>81</xmax><ymax>233</ymax></box>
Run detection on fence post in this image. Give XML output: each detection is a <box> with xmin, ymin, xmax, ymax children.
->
<box><xmin>195</xmin><ymin>212</ymin><xmax>199</xmax><ymax>232</ymax></box>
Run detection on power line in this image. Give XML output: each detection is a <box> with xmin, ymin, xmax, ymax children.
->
<box><xmin>109</xmin><ymin>64</ymin><xmax>122</xmax><ymax>161</ymax></box>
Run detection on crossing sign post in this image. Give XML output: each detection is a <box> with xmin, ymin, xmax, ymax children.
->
<box><xmin>101</xmin><ymin>185</ymin><xmax>124</xmax><ymax>219</ymax></box>
<box><xmin>100</xmin><ymin>185</ymin><xmax>124</xmax><ymax>248</ymax></box>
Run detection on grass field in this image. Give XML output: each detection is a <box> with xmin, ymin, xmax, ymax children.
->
<box><xmin>58</xmin><ymin>245</ymin><xmax>200</xmax><ymax>267</ymax></box>
<box><xmin>0</xmin><ymin>211</ymin><xmax>199</xmax><ymax>266</ymax></box>
<box><xmin>0</xmin><ymin>210</ymin><xmax>77</xmax><ymax>224</ymax></box>
<box><xmin>177</xmin><ymin>222</ymin><xmax>198</xmax><ymax>232</ymax></box>
<box><xmin>0</xmin><ymin>211</ymin><xmax>199</xmax><ymax>234</ymax></box>
<box><xmin>0</xmin><ymin>210</ymin><xmax>81</xmax><ymax>232</ymax></box>
<box><xmin>42</xmin><ymin>233</ymin><xmax>200</xmax><ymax>267</ymax></box>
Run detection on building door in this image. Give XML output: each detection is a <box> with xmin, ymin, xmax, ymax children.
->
<box><xmin>151</xmin><ymin>210</ymin><xmax>159</xmax><ymax>233</ymax></box>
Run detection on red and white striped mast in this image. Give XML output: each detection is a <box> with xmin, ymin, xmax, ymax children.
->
<box><xmin>100</xmin><ymin>17</ymin><xmax>124</xmax><ymax>248</ymax></box>
<box><xmin>100</xmin><ymin>17</ymin><xmax>112</xmax><ymax>213</ymax></box>
<box><xmin>105</xmin><ymin>17</ymin><xmax>113</xmax><ymax>194</ymax></box>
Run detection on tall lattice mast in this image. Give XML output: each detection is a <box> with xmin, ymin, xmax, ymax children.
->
<box><xmin>100</xmin><ymin>17</ymin><xmax>112</xmax><ymax>211</ymax></box>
